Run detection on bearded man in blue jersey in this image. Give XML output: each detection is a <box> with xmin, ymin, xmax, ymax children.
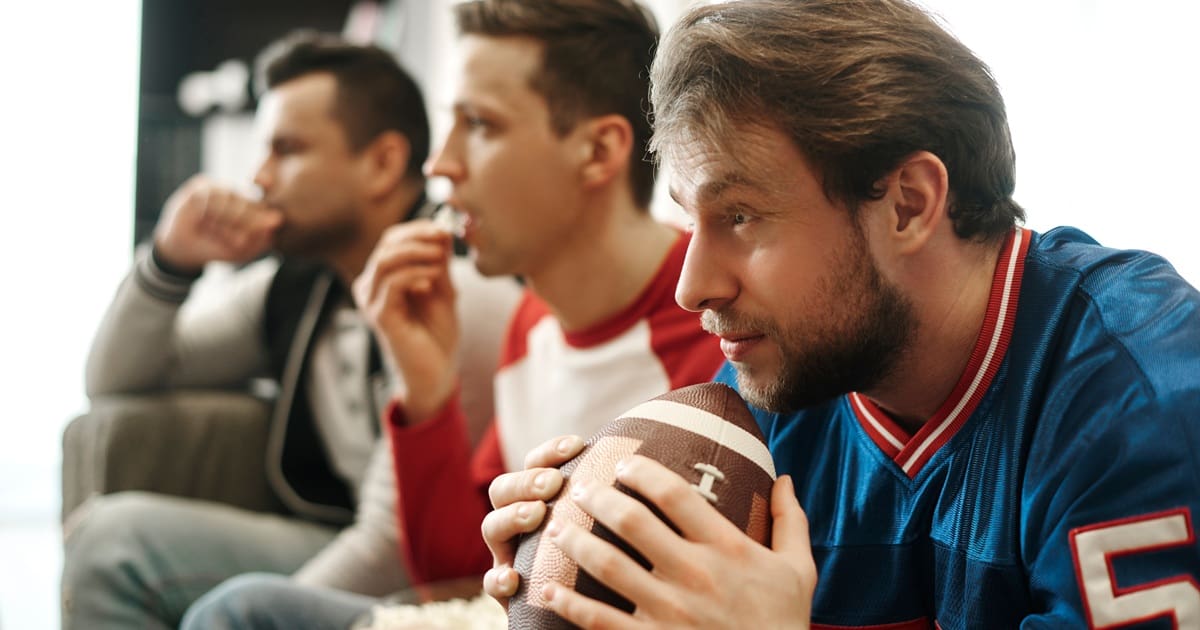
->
<box><xmin>478</xmin><ymin>0</ymin><xmax>1200</xmax><ymax>627</ymax></box>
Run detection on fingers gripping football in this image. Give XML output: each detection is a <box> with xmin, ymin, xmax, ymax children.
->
<box><xmin>549</xmin><ymin>465</ymin><xmax>816</xmax><ymax>629</ymax></box>
<box><xmin>507</xmin><ymin>383</ymin><xmax>782</xmax><ymax>629</ymax></box>
<box><xmin>482</xmin><ymin>435</ymin><xmax>584</xmax><ymax>607</ymax></box>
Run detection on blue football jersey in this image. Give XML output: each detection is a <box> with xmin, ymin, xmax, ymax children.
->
<box><xmin>716</xmin><ymin>227</ymin><xmax>1200</xmax><ymax>629</ymax></box>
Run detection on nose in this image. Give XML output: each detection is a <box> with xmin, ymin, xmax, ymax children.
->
<box><xmin>424</xmin><ymin>131</ymin><xmax>464</xmax><ymax>181</ymax></box>
<box><xmin>675</xmin><ymin>229</ymin><xmax>737</xmax><ymax>313</ymax></box>
<box><xmin>252</xmin><ymin>156</ymin><xmax>273</xmax><ymax>195</ymax></box>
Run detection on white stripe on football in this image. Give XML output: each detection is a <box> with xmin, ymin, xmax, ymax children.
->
<box><xmin>618</xmin><ymin>399</ymin><xmax>776</xmax><ymax>479</ymax></box>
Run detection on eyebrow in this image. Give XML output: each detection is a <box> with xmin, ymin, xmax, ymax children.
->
<box><xmin>669</xmin><ymin>171</ymin><xmax>757</xmax><ymax>207</ymax></box>
<box><xmin>269</xmin><ymin>132</ymin><xmax>305</xmax><ymax>146</ymax></box>
<box><xmin>451</xmin><ymin>99</ymin><xmax>514</xmax><ymax>124</ymax></box>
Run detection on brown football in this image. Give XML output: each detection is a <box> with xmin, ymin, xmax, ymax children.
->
<box><xmin>508</xmin><ymin>382</ymin><xmax>776</xmax><ymax>629</ymax></box>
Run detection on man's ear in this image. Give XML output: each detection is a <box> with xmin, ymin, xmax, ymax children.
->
<box><xmin>878</xmin><ymin>150</ymin><xmax>949</xmax><ymax>254</ymax></box>
<box><xmin>362</xmin><ymin>130</ymin><xmax>412</xmax><ymax>199</ymax></box>
<box><xmin>578</xmin><ymin>114</ymin><xmax>634</xmax><ymax>191</ymax></box>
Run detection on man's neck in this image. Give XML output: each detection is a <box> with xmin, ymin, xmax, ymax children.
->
<box><xmin>525</xmin><ymin>196</ymin><xmax>679</xmax><ymax>333</ymax></box>
<box><xmin>865</xmin><ymin>235</ymin><xmax>1007</xmax><ymax>434</ymax></box>
<box><xmin>327</xmin><ymin>184</ymin><xmax>424</xmax><ymax>286</ymax></box>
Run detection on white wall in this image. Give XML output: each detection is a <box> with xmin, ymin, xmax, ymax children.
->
<box><xmin>0</xmin><ymin>2</ymin><xmax>140</xmax><ymax>628</ymax></box>
<box><xmin>924</xmin><ymin>0</ymin><xmax>1200</xmax><ymax>283</ymax></box>
<box><xmin>0</xmin><ymin>0</ymin><xmax>140</xmax><ymax>516</ymax></box>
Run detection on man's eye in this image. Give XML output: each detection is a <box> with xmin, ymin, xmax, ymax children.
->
<box><xmin>732</xmin><ymin>212</ymin><xmax>748</xmax><ymax>225</ymax></box>
<box><xmin>466</xmin><ymin>116</ymin><xmax>489</xmax><ymax>130</ymax></box>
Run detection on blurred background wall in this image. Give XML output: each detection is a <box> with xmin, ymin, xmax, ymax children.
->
<box><xmin>0</xmin><ymin>2</ymin><xmax>141</xmax><ymax>628</ymax></box>
<box><xmin>1</xmin><ymin>0</ymin><xmax>1197</xmax><ymax>628</ymax></box>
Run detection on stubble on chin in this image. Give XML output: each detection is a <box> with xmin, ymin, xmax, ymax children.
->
<box><xmin>701</xmin><ymin>309</ymin><xmax>791</xmax><ymax>411</ymax></box>
<box><xmin>702</xmin><ymin>295</ymin><xmax>912</xmax><ymax>414</ymax></box>
<box><xmin>732</xmin><ymin>358</ymin><xmax>790</xmax><ymax>411</ymax></box>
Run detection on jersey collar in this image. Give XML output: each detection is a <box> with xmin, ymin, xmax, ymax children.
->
<box><xmin>849</xmin><ymin>227</ymin><xmax>1032</xmax><ymax>478</ymax></box>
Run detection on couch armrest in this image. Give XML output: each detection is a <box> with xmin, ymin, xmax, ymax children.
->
<box><xmin>61</xmin><ymin>390</ymin><xmax>287</xmax><ymax>523</ymax></box>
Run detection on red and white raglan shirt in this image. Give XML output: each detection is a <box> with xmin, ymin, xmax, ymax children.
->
<box><xmin>387</xmin><ymin>232</ymin><xmax>725</xmax><ymax>584</ymax></box>
<box><xmin>723</xmin><ymin>227</ymin><xmax>1200</xmax><ymax>628</ymax></box>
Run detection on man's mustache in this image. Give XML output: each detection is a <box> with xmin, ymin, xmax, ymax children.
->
<box><xmin>700</xmin><ymin>309</ymin><xmax>775</xmax><ymax>337</ymax></box>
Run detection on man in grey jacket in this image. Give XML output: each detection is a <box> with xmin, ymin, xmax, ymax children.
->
<box><xmin>62</xmin><ymin>32</ymin><xmax>521</xmax><ymax>630</ymax></box>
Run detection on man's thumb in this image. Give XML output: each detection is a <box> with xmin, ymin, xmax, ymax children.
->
<box><xmin>770</xmin><ymin>475</ymin><xmax>817</xmax><ymax>580</ymax></box>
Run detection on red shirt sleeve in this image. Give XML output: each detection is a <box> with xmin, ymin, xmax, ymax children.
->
<box><xmin>648</xmin><ymin>233</ymin><xmax>727</xmax><ymax>388</ymax></box>
<box><xmin>388</xmin><ymin>395</ymin><xmax>497</xmax><ymax>584</ymax></box>
<box><xmin>389</xmin><ymin>290</ymin><xmax>538</xmax><ymax>586</ymax></box>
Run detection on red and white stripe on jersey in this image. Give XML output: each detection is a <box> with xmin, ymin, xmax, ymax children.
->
<box><xmin>494</xmin><ymin>233</ymin><xmax>725</xmax><ymax>470</ymax></box>
<box><xmin>850</xmin><ymin>227</ymin><xmax>1031</xmax><ymax>478</ymax></box>
<box><xmin>496</xmin><ymin>314</ymin><xmax>681</xmax><ymax>469</ymax></box>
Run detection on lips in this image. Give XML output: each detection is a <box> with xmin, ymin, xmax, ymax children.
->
<box><xmin>717</xmin><ymin>332</ymin><xmax>766</xmax><ymax>362</ymax></box>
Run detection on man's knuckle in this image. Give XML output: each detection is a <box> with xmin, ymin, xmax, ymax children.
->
<box><xmin>607</xmin><ymin>503</ymin><xmax>643</xmax><ymax>534</ymax></box>
<box><xmin>589</xmin><ymin>549</ymin><xmax>626</xmax><ymax>584</ymax></box>
<box><xmin>653</xmin><ymin>481</ymin><xmax>692</xmax><ymax>512</ymax></box>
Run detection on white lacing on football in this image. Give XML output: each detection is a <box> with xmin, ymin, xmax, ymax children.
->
<box><xmin>691</xmin><ymin>463</ymin><xmax>725</xmax><ymax>503</ymax></box>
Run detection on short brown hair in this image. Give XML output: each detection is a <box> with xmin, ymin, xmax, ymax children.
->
<box><xmin>255</xmin><ymin>31</ymin><xmax>430</xmax><ymax>181</ymax></box>
<box><xmin>454</xmin><ymin>0</ymin><xmax>659</xmax><ymax>209</ymax></box>
<box><xmin>650</xmin><ymin>0</ymin><xmax>1023</xmax><ymax>240</ymax></box>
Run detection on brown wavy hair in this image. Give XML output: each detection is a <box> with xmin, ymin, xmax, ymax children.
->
<box><xmin>650</xmin><ymin>0</ymin><xmax>1023</xmax><ymax>240</ymax></box>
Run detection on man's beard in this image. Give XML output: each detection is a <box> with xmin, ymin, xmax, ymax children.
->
<box><xmin>271</xmin><ymin>215</ymin><xmax>359</xmax><ymax>261</ymax></box>
<box><xmin>702</xmin><ymin>242</ymin><xmax>915</xmax><ymax>413</ymax></box>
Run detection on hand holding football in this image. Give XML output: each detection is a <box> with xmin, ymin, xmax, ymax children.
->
<box><xmin>508</xmin><ymin>382</ymin><xmax>777</xmax><ymax>629</ymax></box>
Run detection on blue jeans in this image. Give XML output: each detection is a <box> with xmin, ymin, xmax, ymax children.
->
<box><xmin>60</xmin><ymin>492</ymin><xmax>337</xmax><ymax>630</ymax></box>
<box><xmin>181</xmin><ymin>573</ymin><xmax>376</xmax><ymax>630</ymax></box>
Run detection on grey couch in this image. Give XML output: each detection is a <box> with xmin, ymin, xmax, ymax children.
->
<box><xmin>60</xmin><ymin>390</ymin><xmax>286</xmax><ymax>525</ymax></box>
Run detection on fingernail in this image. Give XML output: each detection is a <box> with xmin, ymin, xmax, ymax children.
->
<box><xmin>546</xmin><ymin>519</ymin><xmax>561</xmax><ymax>537</ymax></box>
<box><xmin>542</xmin><ymin>583</ymin><xmax>557</xmax><ymax>602</ymax></box>
<box><xmin>557</xmin><ymin>436</ymin><xmax>578</xmax><ymax>455</ymax></box>
<box><xmin>517</xmin><ymin>504</ymin><xmax>531</xmax><ymax>521</ymax></box>
<box><xmin>533</xmin><ymin>471</ymin><xmax>551</xmax><ymax>492</ymax></box>
<box><xmin>614</xmin><ymin>458</ymin><xmax>628</xmax><ymax>476</ymax></box>
<box><xmin>570</xmin><ymin>481</ymin><xmax>586</xmax><ymax>502</ymax></box>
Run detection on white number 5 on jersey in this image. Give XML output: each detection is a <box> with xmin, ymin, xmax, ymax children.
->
<box><xmin>1071</xmin><ymin>508</ymin><xmax>1200</xmax><ymax>628</ymax></box>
